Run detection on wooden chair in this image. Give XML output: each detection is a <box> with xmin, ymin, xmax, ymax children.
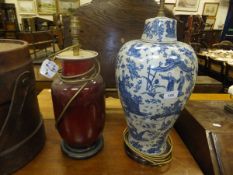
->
<box><xmin>17</xmin><ymin>31</ymin><xmax>56</xmax><ymax>60</ymax></box>
<box><xmin>75</xmin><ymin>0</ymin><xmax>177</xmax><ymax>88</ymax></box>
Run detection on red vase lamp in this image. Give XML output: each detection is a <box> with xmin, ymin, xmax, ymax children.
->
<box><xmin>51</xmin><ymin>47</ymin><xmax>105</xmax><ymax>159</ymax></box>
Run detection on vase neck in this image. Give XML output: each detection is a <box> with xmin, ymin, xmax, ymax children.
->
<box><xmin>141</xmin><ymin>17</ymin><xmax>177</xmax><ymax>43</ymax></box>
<box><xmin>62</xmin><ymin>59</ymin><xmax>94</xmax><ymax>77</ymax></box>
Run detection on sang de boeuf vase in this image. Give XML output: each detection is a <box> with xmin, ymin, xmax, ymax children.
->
<box><xmin>116</xmin><ymin>16</ymin><xmax>198</xmax><ymax>162</ymax></box>
<box><xmin>51</xmin><ymin>49</ymin><xmax>105</xmax><ymax>159</ymax></box>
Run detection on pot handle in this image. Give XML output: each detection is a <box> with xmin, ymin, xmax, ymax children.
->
<box><xmin>0</xmin><ymin>71</ymin><xmax>31</xmax><ymax>138</ymax></box>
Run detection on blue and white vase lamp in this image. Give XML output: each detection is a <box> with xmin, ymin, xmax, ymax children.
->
<box><xmin>116</xmin><ymin>0</ymin><xmax>198</xmax><ymax>165</ymax></box>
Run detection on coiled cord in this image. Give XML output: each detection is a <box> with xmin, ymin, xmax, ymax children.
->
<box><xmin>123</xmin><ymin>128</ymin><xmax>173</xmax><ymax>166</ymax></box>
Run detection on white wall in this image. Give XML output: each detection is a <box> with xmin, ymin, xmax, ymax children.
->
<box><xmin>173</xmin><ymin>0</ymin><xmax>229</xmax><ymax>29</ymax></box>
<box><xmin>5</xmin><ymin>0</ymin><xmax>229</xmax><ymax>30</ymax></box>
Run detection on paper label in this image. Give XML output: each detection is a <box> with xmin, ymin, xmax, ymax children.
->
<box><xmin>164</xmin><ymin>91</ymin><xmax>179</xmax><ymax>99</ymax></box>
<box><xmin>39</xmin><ymin>59</ymin><xmax>59</xmax><ymax>79</ymax></box>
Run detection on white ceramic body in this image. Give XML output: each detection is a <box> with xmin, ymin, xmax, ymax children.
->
<box><xmin>116</xmin><ymin>17</ymin><xmax>198</xmax><ymax>155</ymax></box>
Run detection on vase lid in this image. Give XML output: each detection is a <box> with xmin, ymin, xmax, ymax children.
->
<box><xmin>141</xmin><ymin>16</ymin><xmax>177</xmax><ymax>43</ymax></box>
<box><xmin>141</xmin><ymin>0</ymin><xmax>177</xmax><ymax>43</ymax></box>
<box><xmin>56</xmin><ymin>49</ymin><xmax>98</xmax><ymax>60</ymax></box>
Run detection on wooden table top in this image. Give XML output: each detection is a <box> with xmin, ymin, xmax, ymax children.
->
<box><xmin>37</xmin><ymin>89</ymin><xmax>231</xmax><ymax>120</ymax></box>
<box><xmin>15</xmin><ymin>90</ymin><xmax>228</xmax><ymax>175</ymax></box>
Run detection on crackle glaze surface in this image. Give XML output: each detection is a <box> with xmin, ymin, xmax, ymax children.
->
<box><xmin>116</xmin><ymin>17</ymin><xmax>198</xmax><ymax>155</ymax></box>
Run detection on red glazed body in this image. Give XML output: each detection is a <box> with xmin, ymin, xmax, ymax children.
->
<box><xmin>51</xmin><ymin>60</ymin><xmax>105</xmax><ymax>148</ymax></box>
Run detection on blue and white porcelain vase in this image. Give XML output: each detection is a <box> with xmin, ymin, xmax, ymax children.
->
<box><xmin>116</xmin><ymin>15</ymin><xmax>198</xmax><ymax>163</ymax></box>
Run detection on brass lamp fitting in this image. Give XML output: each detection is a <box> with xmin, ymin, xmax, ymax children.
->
<box><xmin>158</xmin><ymin>0</ymin><xmax>165</xmax><ymax>17</ymax></box>
<box><xmin>70</xmin><ymin>16</ymin><xmax>80</xmax><ymax>56</ymax></box>
<box><xmin>73</xmin><ymin>44</ymin><xmax>80</xmax><ymax>56</ymax></box>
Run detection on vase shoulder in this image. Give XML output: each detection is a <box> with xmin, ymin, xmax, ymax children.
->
<box><xmin>118</xmin><ymin>39</ymin><xmax>197</xmax><ymax>64</ymax></box>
